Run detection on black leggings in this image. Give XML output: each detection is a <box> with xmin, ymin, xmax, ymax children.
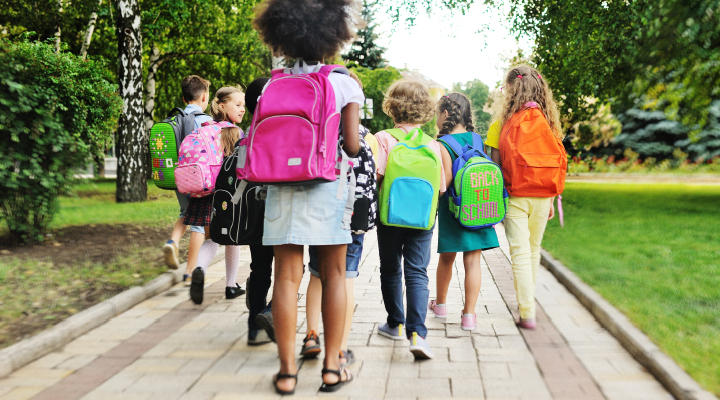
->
<box><xmin>248</xmin><ymin>244</ymin><xmax>274</xmax><ymax>330</ymax></box>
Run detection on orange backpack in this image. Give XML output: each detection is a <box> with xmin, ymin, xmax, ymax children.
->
<box><xmin>498</xmin><ymin>103</ymin><xmax>567</xmax><ymax>197</ymax></box>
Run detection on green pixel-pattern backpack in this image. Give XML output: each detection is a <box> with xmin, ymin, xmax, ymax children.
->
<box><xmin>149</xmin><ymin>108</ymin><xmax>205</xmax><ymax>190</ymax></box>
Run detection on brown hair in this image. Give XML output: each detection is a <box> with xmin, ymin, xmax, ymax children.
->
<box><xmin>181</xmin><ymin>75</ymin><xmax>211</xmax><ymax>102</ymax></box>
<box><xmin>382</xmin><ymin>81</ymin><xmax>436</xmax><ymax>125</ymax></box>
<box><xmin>253</xmin><ymin>0</ymin><xmax>361</xmax><ymax>61</ymax></box>
<box><xmin>211</xmin><ymin>86</ymin><xmax>244</xmax><ymax>156</ymax></box>
<box><xmin>498</xmin><ymin>64</ymin><xmax>563</xmax><ymax>139</ymax></box>
<box><xmin>437</xmin><ymin>93</ymin><xmax>475</xmax><ymax>138</ymax></box>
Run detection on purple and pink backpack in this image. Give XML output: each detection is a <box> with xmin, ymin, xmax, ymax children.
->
<box><xmin>176</xmin><ymin>120</ymin><xmax>237</xmax><ymax>198</ymax></box>
<box><xmin>236</xmin><ymin>61</ymin><xmax>350</xmax><ymax>185</ymax></box>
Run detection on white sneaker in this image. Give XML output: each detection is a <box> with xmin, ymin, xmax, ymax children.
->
<box><xmin>162</xmin><ymin>240</ymin><xmax>179</xmax><ymax>269</ymax></box>
<box><xmin>409</xmin><ymin>332</ymin><xmax>434</xmax><ymax>360</ymax></box>
<box><xmin>378</xmin><ymin>323</ymin><xmax>404</xmax><ymax>340</ymax></box>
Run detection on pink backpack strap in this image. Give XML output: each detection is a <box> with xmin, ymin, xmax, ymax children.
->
<box><xmin>214</xmin><ymin>121</ymin><xmax>238</xmax><ymax>129</ymax></box>
<box><xmin>318</xmin><ymin>64</ymin><xmax>349</xmax><ymax>77</ymax></box>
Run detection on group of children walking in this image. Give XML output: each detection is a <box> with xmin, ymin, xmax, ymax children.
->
<box><xmin>154</xmin><ymin>0</ymin><xmax>567</xmax><ymax>395</ymax></box>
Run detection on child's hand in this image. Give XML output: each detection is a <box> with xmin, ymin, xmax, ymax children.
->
<box><xmin>548</xmin><ymin>204</ymin><xmax>555</xmax><ymax>220</ymax></box>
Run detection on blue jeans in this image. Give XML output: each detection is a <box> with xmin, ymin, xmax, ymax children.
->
<box><xmin>308</xmin><ymin>233</ymin><xmax>365</xmax><ymax>278</ymax></box>
<box><xmin>377</xmin><ymin>221</ymin><xmax>434</xmax><ymax>339</ymax></box>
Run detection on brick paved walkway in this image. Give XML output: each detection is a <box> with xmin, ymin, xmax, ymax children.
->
<box><xmin>0</xmin><ymin>226</ymin><xmax>672</xmax><ymax>400</ymax></box>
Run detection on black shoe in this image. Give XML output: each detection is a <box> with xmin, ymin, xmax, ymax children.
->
<box><xmin>256</xmin><ymin>304</ymin><xmax>275</xmax><ymax>343</ymax></box>
<box><xmin>226</xmin><ymin>283</ymin><xmax>246</xmax><ymax>299</ymax></box>
<box><xmin>190</xmin><ymin>267</ymin><xmax>204</xmax><ymax>305</ymax></box>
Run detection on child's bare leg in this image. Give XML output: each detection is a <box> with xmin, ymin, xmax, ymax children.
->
<box><xmin>170</xmin><ymin>218</ymin><xmax>188</xmax><ymax>244</ymax></box>
<box><xmin>272</xmin><ymin>244</ymin><xmax>304</xmax><ymax>393</ymax></box>
<box><xmin>435</xmin><ymin>252</ymin><xmax>456</xmax><ymax>304</ymax></box>
<box><xmin>341</xmin><ymin>277</ymin><xmax>354</xmax><ymax>351</ymax></box>
<box><xmin>317</xmin><ymin>245</ymin><xmax>348</xmax><ymax>385</ymax></box>
<box><xmin>462</xmin><ymin>250</ymin><xmax>483</xmax><ymax>315</ymax></box>
<box><xmin>305</xmin><ymin>274</ymin><xmax>322</xmax><ymax>342</ymax></box>
<box><xmin>186</xmin><ymin>230</ymin><xmax>206</xmax><ymax>274</ymax></box>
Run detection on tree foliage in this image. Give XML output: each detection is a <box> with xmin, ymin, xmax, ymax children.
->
<box><xmin>0</xmin><ymin>40</ymin><xmax>122</xmax><ymax>242</ymax></box>
<box><xmin>353</xmin><ymin>66</ymin><xmax>403</xmax><ymax>133</ymax></box>
<box><xmin>343</xmin><ymin>0</ymin><xmax>387</xmax><ymax>69</ymax></box>
<box><xmin>494</xmin><ymin>0</ymin><xmax>720</xmax><ymax>131</ymax></box>
<box><xmin>451</xmin><ymin>79</ymin><xmax>492</xmax><ymax>135</ymax></box>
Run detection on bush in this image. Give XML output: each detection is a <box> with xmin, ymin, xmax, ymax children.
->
<box><xmin>0</xmin><ymin>40</ymin><xmax>123</xmax><ymax>243</ymax></box>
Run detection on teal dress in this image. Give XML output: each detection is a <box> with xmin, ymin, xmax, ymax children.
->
<box><xmin>437</xmin><ymin>132</ymin><xmax>500</xmax><ymax>253</ymax></box>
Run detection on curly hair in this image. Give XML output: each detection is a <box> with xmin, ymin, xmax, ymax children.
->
<box><xmin>253</xmin><ymin>0</ymin><xmax>361</xmax><ymax>61</ymax></box>
<box><xmin>382</xmin><ymin>81</ymin><xmax>436</xmax><ymax>125</ymax></box>
<box><xmin>210</xmin><ymin>86</ymin><xmax>244</xmax><ymax>156</ymax></box>
<box><xmin>498</xmin><ymin>64</ymin><xmax>563</xmax><ymax>139</ymax></box>
<box><xmin>437</xmin><ymin>92</ymin><xmax>475</xmax><ymax>138</ymax></box>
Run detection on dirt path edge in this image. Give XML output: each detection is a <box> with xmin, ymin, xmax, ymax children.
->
<box><xmin>541</xmin><ymin>249</ymin><xmax>718</xmax><ymax>400</ymax></box>
<box><xmin>0</xmin><ymin>252</ymin><xmax>225</xmax><ymax>379</ymax></box>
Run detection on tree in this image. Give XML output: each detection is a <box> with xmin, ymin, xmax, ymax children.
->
<box><xmin>343</xmin><ymin>0</ymin><xmax>387</xmax><ymax>69</ymax></box>
<box><xmin>115</xmin><ymin>0</ymin><xmax>146</xmax><ymax>202</ymax></box>
<box><xmin>353</xmin><ymin>66</ymin><xmax>403</xmax><ymax>133</ymax></box>
<box><xmin>492</xmin><ymin>0</ymin><xmax>720</xmax><ymax>131</ymax></box>
<box><xmin>452</xmin><ymin>79</ymin><xmax>492</xmax><ymax>135</ymax></box>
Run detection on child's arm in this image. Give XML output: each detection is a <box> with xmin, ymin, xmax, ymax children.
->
<box><xmin>440</xmin><ymin>146</ymin><xmax>453</xmax><ymax>192</ymax></box>
<box><xmin>490</xmin><ymin>147</ymin><xmax>501</xmax><ymax>165</ymax></box>
<box><xmin>341</xmin><ymin>103</ymin><xmax>360</xmax><ymax>157</ymax></box>
<box><xmin>548</xmin><ymin>196</ymin><xmax>555</xmax><ymax>220</ymax></box>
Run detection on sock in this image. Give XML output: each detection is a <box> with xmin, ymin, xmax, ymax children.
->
<box><xmin>225</xmin><ymin>245</ymin><xmax>241</xmax><ymax>287</ymax></box>
<box><xmin>196</xmin><ymin>240</ymin><xmax>220</xmax><ymax>272</ymax></box>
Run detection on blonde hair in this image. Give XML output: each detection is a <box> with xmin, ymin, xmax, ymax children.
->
<box><xmin>382</xmin><ymin>80</ymin><xmax>436</xmax><ymax>125</ymax></box>
<box><xmin>498</xmin><ymin>64</ymin><xmax>564</xmax><ymax>139</ymax></box>
<box><xmin>211</xmin><ymin>86</ymin><xmax>245</xmax><ymax>156</ymax></box>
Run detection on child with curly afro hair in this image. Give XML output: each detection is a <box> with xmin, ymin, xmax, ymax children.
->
<box><xmin>252</xmin><ymin>0</ymin><xmax>364</xmax><ymax>395</ymax></box>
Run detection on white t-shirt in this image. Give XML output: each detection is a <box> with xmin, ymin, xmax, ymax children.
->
<box><xmin>327</xmin><ymin>71</ymin><xmax>365</xmax><ymax>113</ymax></box>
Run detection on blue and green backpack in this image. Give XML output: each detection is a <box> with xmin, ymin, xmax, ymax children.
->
<box><xmin>379</xmin><ymin>128</ymin><xmax>442</xmax><ymax>230</ymax></box>
<box><xmin>439</xmin><ymin>133</ymin><xmax>508</xmax><ymax>229</ymax></box>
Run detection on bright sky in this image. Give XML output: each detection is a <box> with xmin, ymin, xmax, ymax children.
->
<box><xmin>374</xmin><ymin>4</ymin><xmax>534</xmax><ymax>90</ymax></box>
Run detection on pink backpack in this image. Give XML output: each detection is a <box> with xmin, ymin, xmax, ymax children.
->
<box><xmin>236</xmin><ymin>61</ymin><xmax>349</xmax><ymax>184</ymax></box>
<box><xmin>176</xmin><ymin>120</ymin><xmax>237</xmax><ymax>198</ymax></box>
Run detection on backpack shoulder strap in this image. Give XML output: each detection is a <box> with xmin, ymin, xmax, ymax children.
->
<box><xmin>438</xmin><ymin>135</ymin><xmax>463</xmax><ymax>158</ymax></box>
<box><xmin>386</xmin><ymin>128</ymin><xmax>406</xmax><ymax>142</ymax></box>
<box><xmin>167</xmin><ymin>107</ymin><xmax>187</xmax><ymax>118</ymax></box>
<box><xmin>319</xmin><ymin>64</ymin><xmax>350</xmax><ymax>77</ymax></box>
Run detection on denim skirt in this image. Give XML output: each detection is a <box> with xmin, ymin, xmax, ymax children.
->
<box><xmin>262</xmin><ymin>179</ymin><xmax>352</xmax><ymax>246</ymax></box>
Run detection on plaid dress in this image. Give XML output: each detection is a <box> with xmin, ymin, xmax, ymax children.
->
<box><xmin>183</xmin><ymin>195</ymin><xmax>213</xmax><ymax>227</ymax></box>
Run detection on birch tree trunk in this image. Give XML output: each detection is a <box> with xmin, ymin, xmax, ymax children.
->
<box><xmin>79</xmin><ymin>0</ymin><xmax>102</xmax><ymax>60</ymax></box>
<box><xmin>144</xmin><ymin>43</ymin><xmax>162</xmax><ymax>134</ymax></box>
<box><xmin>115</xmin><ymin>0</ymin><xmax>146</xmax><ymax>202</ymax></box>
<box><xmin>54</xmin><ymin>0</ymin><xmax>63</xmax><ymax>53</ymax></box>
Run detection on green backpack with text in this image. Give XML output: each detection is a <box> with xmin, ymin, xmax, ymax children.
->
<box><xmin>379</xmin><ymin>128</ymin><xmax>442</xmax><ymax>230</ymax></box>
<box><xmin>439</xmin><ymin>133</ymin><xmax>507</xmax><ymax>229</ymax></box>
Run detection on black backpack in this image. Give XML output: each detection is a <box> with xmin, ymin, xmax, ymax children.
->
<box><xmin>210</xmin><ymin>146</ymin><xmax>265</xmax><ymax>246</ymax></box>
<box><xmin>348</xmin><ymin>126</ymin><xmax>378</xmax><ymax>232</ymax></box>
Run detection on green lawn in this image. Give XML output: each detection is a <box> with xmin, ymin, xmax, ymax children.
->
<box><xmin>0</xmin><ymin>179</ymin><xmax>186</xmax><ymax>348</ymax></box>
<box><xmin>542</xmin><ymin>183</ymin><xmax>720</xmax><ymax>396</ymax></box>
<box><xmin>53</xmin><ymin>179</ymin><xmax>179</xmax><ymax>228</ymax></box>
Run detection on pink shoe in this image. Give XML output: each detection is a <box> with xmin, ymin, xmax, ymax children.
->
<box><xmin>517</xmin><ymin>317</ymin><xmax>537</xmax><ymax>330</ymax></box>
<box><xmin>428</xmin><ymin>300</ymin><xmax>447</xmax><ymax>319</ymax></box>
<box><xmin>461</xmin><ymin>313</ymin><xmax>476</xmax><ymax>331</ymax></box>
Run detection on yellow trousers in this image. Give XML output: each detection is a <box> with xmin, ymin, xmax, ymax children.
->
<box><xmin>503</xmin><ymin>196</ymin><xmax>552</xmax><ymax>319</ymax></box>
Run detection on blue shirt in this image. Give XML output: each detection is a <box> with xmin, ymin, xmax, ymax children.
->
<box><xmin>184</xmin><ymin>104</ymin><xmax>213</xmax><ymax>130</ymax></box>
